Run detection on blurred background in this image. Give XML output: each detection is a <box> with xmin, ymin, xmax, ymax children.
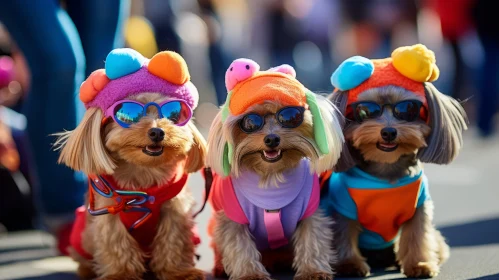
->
<box><xmin>0</xmin><ymin>0</ymin><xmax>498</xmax><ymax>279</ymax></box>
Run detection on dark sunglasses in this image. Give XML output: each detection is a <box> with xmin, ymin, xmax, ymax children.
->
<box><xmin>350</xmin><ymin>100</ymin><xmax>425</xmax><ymax>123</ymax></box>
<box><xmin>239</xmin><ymin>106</ymin><xmax>305</xmax><ymax>133</ymax></box>
<box><xmin>104</xmin><ymin>99</ymin><xmax>192</xmax><ymax>128</ymax></box>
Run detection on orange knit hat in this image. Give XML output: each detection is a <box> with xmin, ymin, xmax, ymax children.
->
<box><xmin>219</xmin><ymin>59</ymin><xmax>330</xmax><ymax>176</ymax></box>
<box><xmin>331</xmin><ymin>44</ymin><xmax>440</xmax><ymax>113</ymax></box>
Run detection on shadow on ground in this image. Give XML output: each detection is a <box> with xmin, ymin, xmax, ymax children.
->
<box><xmin>471</xmin><ymin>274</ymin><xmax>499</xmax><ymax>280</ymax></box>
<box><xmin>439</xmin><ymin>217</ymin><xmax>499</xmax><ymax>247</ymax></box>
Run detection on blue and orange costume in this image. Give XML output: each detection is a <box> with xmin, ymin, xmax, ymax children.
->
<box><xmin>320</xmin><ymin>168</ymin><xmax>430</xmax><ymax>249</ymax></box>
<box><xmin>321</xmin><ymin>44</ymin><xmax>442</xmax><ymax>250</ymax></box>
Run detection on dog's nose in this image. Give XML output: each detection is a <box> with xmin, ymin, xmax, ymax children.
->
<box><xmin>148</xmin><ymin>128</ymin><xmax>165</xmax><ymax>143</ymax></box>
<box><xmin>381</xmin><ymin>127</ymin><xmax>397</xmax><ymax>142</ymax></box>
<box><xmin>264</xmin><ymin>134</ymin><xmax>280</xmax><ymax>148</ymax></box>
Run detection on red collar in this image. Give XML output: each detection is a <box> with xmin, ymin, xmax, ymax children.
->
<box><xmin>100</xmin><ymin>172</ymin><xmax>187</xmax><ymax>204</ymax></box>
<box><xmin>87</xmin><ymin>171</ymin><xmax>188</xmax><ymax>231</ymax></box>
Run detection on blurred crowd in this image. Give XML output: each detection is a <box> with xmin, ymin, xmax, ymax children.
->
<box><xmin>0</xmin><ymin>0</ymin><xmax>498</xmax><ymax>254</ymax></box>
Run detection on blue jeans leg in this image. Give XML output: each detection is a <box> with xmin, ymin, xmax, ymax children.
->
<box><xmin>0</xmin><ymin>0</ymin><xmax>86</xmax><ymax>215</ymax></box>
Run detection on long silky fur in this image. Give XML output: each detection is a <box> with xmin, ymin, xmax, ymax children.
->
<box><xmin>54</xmin><ymin>93</ymin><xmax>206</xmax><ymax>279</ymax></box>
<box><xmin>327</xmin><ymin>84</ymin><xmax>464</xmax><ymax>278</ymax></box>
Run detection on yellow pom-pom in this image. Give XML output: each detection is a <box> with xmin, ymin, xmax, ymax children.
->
<box><xmin>391</xmin><ymin>44</ymin><xmax>439</xmax><ymax>82</ymax></box>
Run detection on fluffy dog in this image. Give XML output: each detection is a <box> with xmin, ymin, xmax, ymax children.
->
<box><xmin>206</xmin><ymin>59</ymin><xmax>344</xmax><ymax>280</ymax></box>
<box><xmin>55</xmin><ymin>49</ymin><xmax>206</xmax><ymax>280</ymax></box>
<box><xmin>321</xmin><ymin>44</ymin><xmax>467</xmax><ymax>278</ymax></box>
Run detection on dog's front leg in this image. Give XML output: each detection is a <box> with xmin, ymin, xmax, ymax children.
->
<box><xmin>214</xmin><ymin>212</ymin><xmax>270</xmax><ymax>280</ymax></box>
<box><xmin>92</xmin><ymin>214</ymin><xmax>146</xmax><ymax>280</ymax></box>
<box><xmin>333</xmin><ymin>213</ymin><xmax>370</xmax><ymax>277</ymax></box>
<box><xmin>396</xmin><ymin>201</ymin><xmax>449</xmax><ymax>278</ymax></box>
<box><xmin>149</xmin><ymin>199</ymin><xmax>205</xmax><ymax>280</ymax></box>
<box><xmin>292</xmin><ymin>210</ymin><xmax>334</xmax><ymax>280</ymax></box>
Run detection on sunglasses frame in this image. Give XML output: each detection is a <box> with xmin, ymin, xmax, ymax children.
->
<box><xmin>238</xmin><ymin>106</ymin><xmax>306</xmax><ymax>133</ymax></box>
<box><xmin>103</xmin><ymin>99</ymin><xmax>193</xmax><ymax>128</ymax></box>
<box><xmin>349</xmin><ymin>100</ymin><xmax>425</xmax><ymax>123</ymax></box>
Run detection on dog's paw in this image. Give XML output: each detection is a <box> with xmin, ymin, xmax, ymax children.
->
<box><xmin>335</xmin><ymin>259</ymin><xmax>370</xmax><ymax>277</ymax></box>
<box><xmin>76</xmin><ymin>264</ymin><xmax>96</xmax><ymax>280</ymax></box>
<box><xmin>294</xmin><ymin>272</ymin><xmax>333</xmax><ymax>280</ymax></box>
<box><xmin>213</xmin><ymin>264</ymin><xmax>228</xmax><ymax>278</ymax></box>
<box><xmin>238</xmin><ymin>275</ymin><xmax>272</xmax><ymax>280</ymax></box>
<box><xmin>402</xmin><ymin>262</ymin><xmax>439</xmax><ymax>278</ymax></box>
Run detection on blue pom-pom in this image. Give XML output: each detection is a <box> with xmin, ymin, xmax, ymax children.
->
<box><xmin>105</xmin><ymin>48</ymin><xmax>145</xmax><ymax>79</ymax></box>
<box><xmin>331</xmin><ymin>56</ymin><xmax>374</xmax><ymax>91</ymax></box>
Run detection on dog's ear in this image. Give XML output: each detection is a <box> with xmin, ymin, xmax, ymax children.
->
<box><xmin>328</xmin><ymin>90</ymin><xmax>357</xmax><ymax>172</ymax></box>
<box><xmin>185</xmin><ymin>121</ymin><xmax>207</xmax><ymax>173</ymax></box>
<box><xmin>206</xmin><ymin>111</ymin><xmax>228</xmax><ymax>176</ymax></box>
<box><xmin>312</xmin><ymin>95</ymin><xmax>344</xmax><ymax>174</ymax></box>
<box><xmin>54</xmin><ymin>107</ymin><xmax>115</xmax><ymax>174</ymax></box>
<box><xmin>418</xmin><ymin>83</ymin><xmax>468</xmax><ymax>164</ymax></box>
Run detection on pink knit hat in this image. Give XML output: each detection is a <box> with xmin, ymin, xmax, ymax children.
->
<box><xmin>80</xmin><ymin>48</ymin><xmax>199</xmax><ymax>112</ymax></box>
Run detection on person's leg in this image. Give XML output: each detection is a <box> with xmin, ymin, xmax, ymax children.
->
<box><xmin>0</xmin><ymin>1</ymin><xmax>86</xmax><ymax>215</ymax></box>
<box><xmin>477</xmin><ymin>37</ymin><xmax>499</xmax><ymax>137</ymax></box>
<box><xmin>143</xmin><ymin>0</ymin><xmax>181</xmax><ymax>53</ymax></box>
<box><xmin>66</xmin><ymin>0</ymin><xmax>130</xmax><ymax>77</ymax></box>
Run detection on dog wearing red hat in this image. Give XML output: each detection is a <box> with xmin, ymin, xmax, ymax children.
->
<box><xmin>320</xmin><ymin>44</ymin><xmax>467</xmax><ymax>278</ymax></box>
<box><xmin>55</xmin><ymin>48</ymin><xmax>206</xmax><ymax>280</ymax></box>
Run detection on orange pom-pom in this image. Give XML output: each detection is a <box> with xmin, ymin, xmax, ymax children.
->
<box><xmin>148</xmin><ymin>51</ymin><xmax>190</xmax><ymax>85</ymax></box>
<box><xmin>80</xmin><ymin>69</ymin><xmax>110</xmax><ymax>103</ymax></box>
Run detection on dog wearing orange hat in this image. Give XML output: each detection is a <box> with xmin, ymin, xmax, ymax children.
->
<box><xmin>320</xmin><ymin>44</ymin><xmax>467</xmax><ymax>278</ymax></box>
<box><xmin>54</xmin><ymin>48</ymin><xmax>206</xmax><ymax>279</ymax></box>
<box><xmin>206</xmin><ymin>58</ymin><xmax>344</xmax><ymax>279</ymax></box>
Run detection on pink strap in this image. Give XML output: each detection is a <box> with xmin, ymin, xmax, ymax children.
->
<box><xmin>264</xmin><ymin>209</ymin><xmax>288</xmax><ymax>249</ymax></box>
<box><xmin>222</xmin><ymin>177</ymin><xmax>249</xmax><ymax>224</ymax></box>
<box><xmin>301</xmin><ymin>175</ymin><xmax>320</xmax><ymax>220</ymax></box>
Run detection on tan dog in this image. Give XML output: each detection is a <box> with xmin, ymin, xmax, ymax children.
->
<box><xmin>321</xmin><ymin>44</ymin><xmax>467</xmax><ymax>278</ymax></box>
<box><xmin>55</xmin><ymin>49</ymin><xmax>206</xmax><ymax>280</ymax></box>
<box><xmin>206</xmin><ymin>59</ymin><xmax>344</xmax><ymax>280</ymax></box>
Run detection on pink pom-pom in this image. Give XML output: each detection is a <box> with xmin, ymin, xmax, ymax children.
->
<box><xmin>225</xmin><ymin>58</ymin><xmax>260</xmax><ymax>91</ymax></box>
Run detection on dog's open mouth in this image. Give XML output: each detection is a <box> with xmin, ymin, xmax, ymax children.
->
<box><xmin>261</xmin><ymin>149</ymin><xmax>283</xmax><ymax>162</ymax></box>
<box><xmin>142</xmin><ymin>145</ymin><xmax>164</xmax><ymax>156</ymax></box>
<box><xmin>376</xmin><ymin>142</ymin><xmax>398</xmax><ymax>152</ymax></box>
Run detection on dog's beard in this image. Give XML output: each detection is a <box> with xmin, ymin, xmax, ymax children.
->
<box><xmin>232</xmin><ymin>128</ymin><xmax>318</xmax><ymax>188</ymax></box>
<box><xmin>346</xmin><ymin>121</ymin><xmax>430</xmax><ymax>164</ymax></box>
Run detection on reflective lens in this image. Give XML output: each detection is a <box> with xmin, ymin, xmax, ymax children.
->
<box><xmin>277</xmin><ymin>107</ymin><xmax>304</xmax><ymax>128</ymax></box>
<box><xmin>240</xmin><ymin>114</ymin><xmax>264</xmax><ymax>133</ymax></box>
<box><xmin>160</xmin><ymin>101</ymin><xmax>191</xmax><ymax>125</ymax></box>
<box><xmin>393</xmin><ymin>100</ymin><xmax>422</xmax><ymax>122</ymax></box>
<box><xmin>113</xmin><ymin>102</ymin><xmax>144</xmax><ymax>126</ymax></box>
<box><xmin>353</xmin><ymin>102</ymin><xmax>382</xmax><ymax>122</ymax></box>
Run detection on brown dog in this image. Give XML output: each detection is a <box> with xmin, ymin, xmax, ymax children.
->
<box><xmin>321</xmin><ymin>45</ymin><xmax>467</xmax><ymax>278</ymax></box>
<box><xmin>206</xmin><ymin>59</ymin><xmax>344</xmax><ymax>280</ymax></box>
<box><xmin>55</xmin><ymin>49</ymin><xmax>206</xmax><ymax>280</ymax></box>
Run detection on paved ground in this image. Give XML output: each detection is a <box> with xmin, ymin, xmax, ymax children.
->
<box><xmin>1</xmin><ymin>127</ymin><xmax>498</xmax><ymax>280</ymax></box>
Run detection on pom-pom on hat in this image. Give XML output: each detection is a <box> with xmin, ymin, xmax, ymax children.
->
<box><xmin>219</xmin><ymin>58</ymin><xmax>330</xmax><ymax>176</ymax></box>
<box><xmin>79</xmin><ymin>48</ymin><xmax>199</xmax><ymax>112</ymax></box>
<box><xmin>331</xmin><ymin>44</ymin><xmax>440</xmax><ymax>110</ymax></box>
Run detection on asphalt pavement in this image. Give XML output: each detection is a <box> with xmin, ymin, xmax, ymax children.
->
<box><xmin>1</xmin><ymin>127</ymin><xmax>498</xmax><ymax>280</ymax></box>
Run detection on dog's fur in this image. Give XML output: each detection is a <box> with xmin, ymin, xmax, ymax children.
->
<box><xmin>54</xmin><ymin>93</ymin><xmax>207</xmax><ymax>280</ymax></box>
<box><xmin>329</xmin><ymin>84</ymin><xmax>467</xmax><ymax>278</ymax></box>
<box><xmin>206</xmin><ymin>96</ymin><xmax>343</xmax><ymax>280</ymax></box>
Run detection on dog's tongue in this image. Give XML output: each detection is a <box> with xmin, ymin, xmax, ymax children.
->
<box><xmin>146</xmin><ymin>145</ymin><xmax>162</xmax><ymax>152</ymax></box>
<box><xmin>379</xmin><ymin>143</ymin><xmax>397</xmax><ymax>148</ymax></box>
<box><xmin>263</xmin><ymin>150</ymin><xmax>281</xmax><ymax>159</ymax></box>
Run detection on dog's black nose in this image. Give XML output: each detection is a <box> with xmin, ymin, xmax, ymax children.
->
<box><xmin>264</xmin><ymin>134</ymin><xmax>280</xmax><ymax>148</ymax></box>
<box><xmin>381</xmin><ymin>127</ymin><xmax>397</xmax><ymax>142</ymax></box>
<box><xmin>148</xmin><ymin>128</ymin><xmax>165</xmax><ymax>143</ymax></box>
